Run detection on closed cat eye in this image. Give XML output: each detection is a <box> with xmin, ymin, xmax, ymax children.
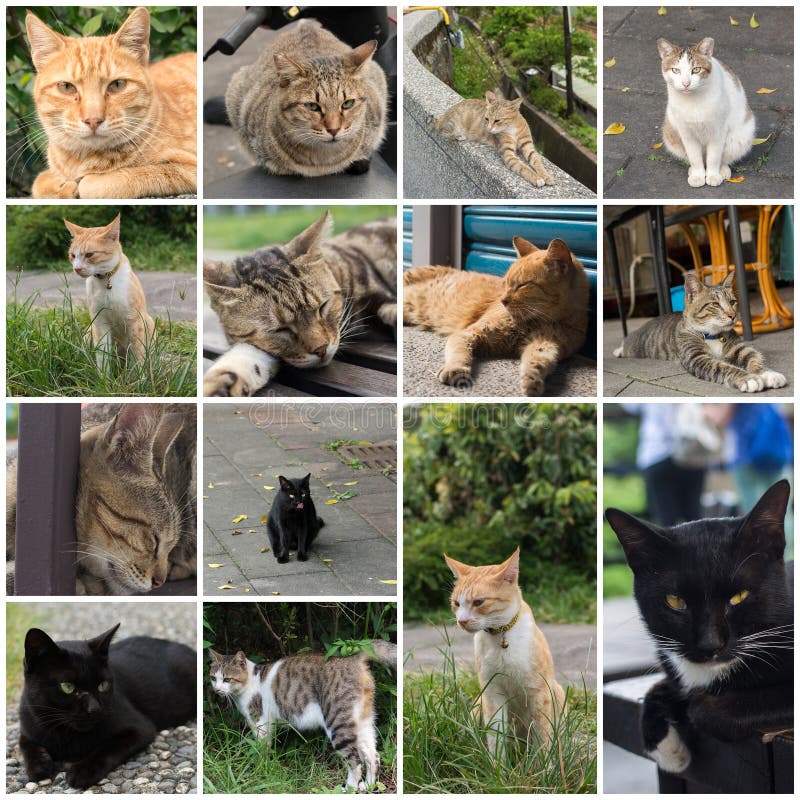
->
<box><xmin>60</xmin><ymin>682</ymin><xmax>76</xmax><ymax>694</ymax></box>
<box><xmin>57</xmin><ymin>81</ymin><xmax>77</xmax><ymax>94</ymax></box>
<box><xmin>97</xmin><ymin>680</ymin><xmax>111</xmax><ymax>692</ymax></box>
<box><xmin>273</xmin><ymin>326</ymin><xmax>291</xmax><ymax>334</ymax></box>
<box><xmin>107</xmin><ymin>79</ymin><xmax>127</xmax><ymax>93</ymax></box>
<box><xmin>665</xmin><ymin>594</ymin><xmax>687</xmax><ymax>610</ymax></box>
<box><xmin>729</xmin><ymin>589</ymin><xmax>750</xmax><ymax>606</ymax></box>
<box><xmin>341</xmin><ymin>99</ymin><xmax>355</xmax><ymax>109</ymax></box>
<box><xmin>304</xmin><ymin>102</ymin><xmax>322</xmax><ymax>112</ymax></box>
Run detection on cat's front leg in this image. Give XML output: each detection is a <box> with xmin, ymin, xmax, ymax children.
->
<box><xmin>641</xmin><ymin>678</ymin><xmax>691</xmax><ymax>773</ymax></box>
<box><xmin>254</xmin><ymin>717</ymin><xmax>274</xmax><ymax>740</ymax></box>
<box><xmin>65</xmin><ymin>724</ymin><xmax>155</xmax><ymax>789</ymax></box>
<box><xmin>19</xmin><ymin>733</ymin><xmax>57</xmax><ymax>782</ymax></box>
<box><xmin>675</xmin><ymin>127</ymin><xmax>706</xmax><ymax>187</ymax></box>
<box><xmin>495</xmin><ymin>133</ymin><xmax>545</xmax><ymax>188</ymax></box>
<box><xmin>438</xmin><ymin>331</ymin><xmax>478</xmax><ymax>388</ymax></box>
<box><xmin>519</xmin><ymin>137</ymin><xmax>554</xmax><ymax>185</ymax></box>
<box><xmin>680</xmin><ymin>346</ymin><xmax>763</xmax><ymax>392</ymax></box>
<box><xmin>480</xmin><ymin>688</ymin><xmax>508</xmax><ymax>760</ymax></box>
<box><xmin>376</xmin><ymin>301</ymin><xmax>398</xmax><ymax>333</ymax></box>
<box><xmin>77</xmin><ymin>164</ymin><xmax>196</xmax><ymax>199</ymax></box>
<box><xmin>520</xmin><ymin>336</ymin><xmax>561</xmax><ymax>396</ymax></box>
<box><xmin>31</xmin><ymin>169</ymin><xmax>79</xmax><ymax>199</ymax></box>
<box><xmin>724</xmin><ymin>340</ymin><xmax>787</xmax><ymax>389</ymax></box>
<box><xmin>296</xmin><ymin>521</ymin><xmax>309</xmax><ymax>561</ymax></box>
<box><xmin>704</xmin><ymin>137</ymin><xmax>726</xmax><ymax>186</ymax></box>
<box><xmin>204</xmin><ymin>344</ymin><xmax>280</xmax><ymax>397</ymax></box>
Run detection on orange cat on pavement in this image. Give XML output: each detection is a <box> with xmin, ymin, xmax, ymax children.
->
<box><xmin>26</xmin><ymin>7</ymin><xmax>196</xmax><ymax>199</ymax></box>
<box><xmin>444</xmin><ymin>547</ymin><xmax>566</xmax><ymax>752</ymax></box>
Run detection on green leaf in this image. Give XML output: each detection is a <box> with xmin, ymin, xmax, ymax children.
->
<box><xmin>82</xmin><ymin>14</ymin><xmax>104</xmax><ymax>36</ymax></box>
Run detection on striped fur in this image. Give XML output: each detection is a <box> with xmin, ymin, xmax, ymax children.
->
<box><xmin>615</xmin><ymin>273</ymin><xmax>786</xmax><ymax>393</ymax></box>
<box><xmin>434</xmin><ymin>91</ymin><xmax>553</xmax><ymax>187</ymax></box>
<box><xmin>204</xmin><ymin>212</ymin><xmax>396</xmax><ymax>397</ymax></box>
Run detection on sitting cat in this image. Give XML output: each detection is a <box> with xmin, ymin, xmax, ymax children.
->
<box><xmin>613</xmin><ymin>273</ymin><xmax>787</xmax><ymax>393</ymax></box>
<box><xmin>204</xmin><ymin>211</ymin><xmax>396</xmax><ymax>397</ymax></box>
<box><xmin>403</xmin><ymin>237</ymin><xmax>588</xmax><ymax>395</ymax></box>
<box><xmin>657</xmin><ymin>37</ymin><xmax>754</xmax><ymax>187</ymax></box>
<box><xmin>26</xmin><ymin>7</ymin><xmax>196</xmax><ymax>198</ymax></box>
<box><xmin>444</xmin><ymin>548</ymin><xmax>566</xmax><ymax>753</ymax></box>
<box><xmin>226</xmin><ymin>19</ymin><xmax>387</xmax><ymax>177</ymax></box>
<box><xmin>267</xmin><ymin>474</ymin><xmax>325</xmax><ymax>563</ymax></box>
<box><xmin>434</xmin><ymin>91</ymin><xmax>553</xmax><ymax>188</ymax></box>
<box><xmin>19</xmin><ymin>623</ymin><xmax>195</xmax><ymax>789</ymax></box>
<box><xmin>605</xmin><ymin>480</ymin><xmax>793</xmax><ymax>773</ymax></box>
<box><xmin>64</xmin><ymin>214</ymin><xmax>155</xmax><ymax>366</ymax></box>
<box><xmin>209</xmin><ymin>641</ymin><xmax>397</xmax><ymax>791</ymax></box>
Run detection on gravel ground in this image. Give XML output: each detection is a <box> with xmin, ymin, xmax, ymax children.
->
<box><xmin>6</xmin><ymin>602</ymin><xmax>197</xmax><ymax>795</ymax></box>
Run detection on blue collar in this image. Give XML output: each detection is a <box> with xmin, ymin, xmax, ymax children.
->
<box><xmin>703</xmin><ymin>332</ymin><xmax>724</xmax><ymax>341</ymax></box>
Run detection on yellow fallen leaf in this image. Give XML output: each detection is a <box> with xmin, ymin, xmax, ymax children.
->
<box><xmin>726</xmin><ymin>176</ymin><xmax>745</xmax><ymax>183</ymax></box>
<box><xmin>756</xmin><ymin>88</ymin><xmax>776</xmax><ymax>94</ymax></box>
<box><xmin>752</xmin><ymin>134</ymin><xmax>771</xmax><ymax>145</ymax></box>
<box><xmin>207</xmin><ymin>483</ymin><xmax>215</xmax><ymax>489</ymax></box>
<box><xmin>749</xmin><ymin>12</ymin><xmax>759</xmax><ymax>28</ymax></box>
<box><xmin>325</xmin><ymin>499</ymin><xmax>339</xmax><ymax>505</ymax></box>
<box><xmin>248</xmin><ymin>529</ymin><xmax>256</xmax><ymax>533</ymax></box>
<box><xmin>621</xmin><ymin>87</ymin><xmax>630</xmax><ymax>92</ymax></box>
<box><xmin>231</xmin><ymin>529</ymin><xmax>249</xmax><ymax>536</ymax></box>
<box><xmin>379</xmin><ymin>579</ymin><xmax>398</xmax><ymax>585</ymax></box>
<box><xmin>263</xmin><ymin>485</ymin><xmax>275</xmax><ymax>491</ymax></box>
<box><xmin>207</xmin><ymin>563</ymin><xmax>225</xmax><ymax>569</ymax></box>
<box><xmin>730</xmin><ymin>16</ymin><xmax>739</xmax><ymax>26</ymax></box>
<box><xmin>232</xmin><ymin>515</ymin><xmax>248</xmax><ymax>524</ymax></box>
<box><xmin>322</xmin><ymin>558</ymin><xmax>333</xmax><ymax>563</ymax></box>
<box><xmin>604</xmin><ymin>122</ymin><xmax>625</xmax><ymax>135</ymax></box>
<box><xmin>202</xmin><ymin>495</ymin><xmax>209</xmax><ymax>499</ymax></box>
<box><xmin>218</xmin><ymin>585</ymin><xmax>236</xmax><ymax>590</ymax></box>
<box><xmin>252</xmin><ymin>473</ymin><xmax>263</xmax><ymax>477</ymax></box>
<box><xmin>657</xmin><ymin>6</ymin><xmax>666</xmax><ymax>15</ymax></box>
<box><xmin>652</xmin><ymin>142</ymin><xmax>663</xmax><ymax>149</ymax></box>
<box><xmin>260</xmin><ymin>547</ymin><xmax>269</xmax><ymax>553</ymax></box>
<box><xmin>343</xmin><ymin>481</ymin><xmax>358</xmax><ymax>486</ymax></box>
<box><xmin>325</xmin><ymin>482</ymin><xmax>334</xmax><ymax>488</ymax></box>
<box><xmin>261</xmin><ymin>515</ymin><xmax>267</xmax><ymax>523</ymax></box>
<box><xmin>271</xmin><ymin>591</ymin><xmax>281</xmax><ymax>595</ymax></box>
<box><xmin>604</xmin><ymin>56</ymin><xmax>616</xmax><ymax>68</ymax></box>
<box><xmin>244</xmin><ymin>588</ymin><xmax>250</xmax><ymax>593</ymax></box>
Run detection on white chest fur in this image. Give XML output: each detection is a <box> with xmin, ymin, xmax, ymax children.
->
<box><xmin>705</xmin><ymin>337</ymin><xmax>724</xmax><ymax>357</ymax></box>
<box><xmin>474</xmin><ymin>612</ymin><xmax>541</xmax><ymax>698</ymax></box>
<box><xmin>87</xmin><ymin>259</ymin><xmax>132</xmax><ymax>320</ymax></box>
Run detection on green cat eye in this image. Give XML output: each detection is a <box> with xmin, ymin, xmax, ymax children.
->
<box><xmin>57</xmin><ymin>81</ymin><xmax>77</xmax><ymax>94</ymax></box>
<box><xmin>98</xmin><ymin>680</ymin><xmax>111</xmax><ymax>693</ymax></box>
<box><xmin>691</xmin><ymin>67</ymin><xmax>701</xmax><ymax>74</ymax></box>
<box><xmin>304</xmin><ymin>102</ymin><xmax>322</xmax><ymax>112</ymax></box>
<box><xmin>60</xmin><ymin>682</ymin><xmax>76</xmax><ymax>694</ymax></box>
<box><xmin>729</xmin><ymin>589</ymin><xmax>750</xmax><ymax>606</ymax></box>
<box><xmin>665</xmin><ymin>594</ymin><xmax>687</xmax><ymax>611</ymax></box>
<box><xmin>107</xmin><ymin>79</ymin><xmax>127</xmax><ymax>93</ymax></box>
<box><xmin>341</xmin><ymin>99</ymin><xmax>355</xmax><ymax>109</ymax></box>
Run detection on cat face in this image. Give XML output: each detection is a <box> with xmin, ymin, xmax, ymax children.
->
<box><xmin>204</xmin><ymin>212</ymin><xmax>344</xmax><ymax>368</ymax></box>
<box><xmin>683</xmin><ymin>272</ymin><xmax>738</xmax><ymax>335</ymax></box>
<box><xmin>658</xmin><ymin>37</ymin><xmax>713</xmax><ymax>93</ymax></box>
<box><xmin>208</xmin><ymin>649</ymin><xmax>249</xmax><ymax>696</ymax></box>
<box><xmin>482</xmin><ymin>91</ymin><xmax>523</xmax><ymax>135</ymax></box>
<box><xmin>444</xmin><ymin>548</ymin><xmax>521</xmax><ymax>633</ymax></box>
<box><xmin>606</xmin><ymin>480</ymin><xmax>791</xmax><ymax>688</ymax></box>
<box><xmin>27</xmin><ymin>8</ymin><xmax>154</xmax><ymax>153</ymax></box>
<box><xmin>273</xmin><ymin>41</ymin><xmax>377</xmax><ymax>144</ymax></box>
<box><xmin>279</xmin><ymin>474</ymin><xmax>312</xmax><ymax>510</ymax></box>
<box><xmin>75</xmin><ymin>405</ymin><xmax>187</xmax><ymax>594</ymax></box>
<box><xmin>23</xmin><ymin>625</ymin><xmax>118</xmax><ymax>732</ymax></box>
<box><xmin>64</xmin><ymin>215</ymin><xmax>122</xmax><ymax>277</ymax></box>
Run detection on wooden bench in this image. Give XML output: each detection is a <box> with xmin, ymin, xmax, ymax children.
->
<box><xmin>604</xmin><ymin>673</ymin><xmax>793</xmax><ymax>793</ymax></box>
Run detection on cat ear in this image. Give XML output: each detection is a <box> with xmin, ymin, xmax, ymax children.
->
<box><xmin>63</xmin><ymin>219</ymin><xmax>82</xmax><ymax>238</ymax></box>
<box><xmin>721</xmin><ymin>271</ymin><xmax>736</xmax><ymax>289</ymax></box>
<box><xmin>283</xmin><ymin>212</ymin><xmax>333</xmax><ymax>259</ymax></box>
<box><xmin>546</xmin><ymin>238</ymin><xmax>573</xmax><ymax>272</ymax></box>
<box><xmin>279</xmin><ymin>475</ymin><xmax>293</xmax><ymax>492</ymax></box>
<box><xmin>151</xmin><ymin>412</ymin><xmax>184</xmax><ymax>482</ymax></box>
<box><xmin>657</xmin><ymin>38</ymin><xmax>678</xmax><ymax>59</ymax></box>
<box><xmin>737</xmin><ymin>479</ymin><xmax>790</xmax><ymax>559</ymax></box>
<box><xmin>301</xmin><ymin>473</ymin><xmax>311</xmax><ymax>487</ymax></box>
<box><xmin>204</xmin><ymin>260</ymin><xmax>241</xmax><ymax>293</ymax></box>
<box><xmin>233</xmin><ymin>650</ymin><xmax>247</xmax><ymax>666</ymax></box>
<box><xmin>443</xmin><ymin>553</ymin><xmax>471</xmax><ymax>578</ymax></box>
<box><xmin>512</xmin><ymin>236</ymin><xmax>538</xmax><ymax>257</ymax></box>
<box><xmin>605</xmin><ymin>509</ymin><xmax>671</xmax><ymax>572</ymax></box>
<box><xmin>484</xmin><ymin>91</ymin><xmax>496</xmax><ymax>102</ymax></box>
<box><xmin>105</xmin><ymin>404</ymin><xmax>164</xmax><ymax>472</ymax></box>
<box><xmin>87</xmin><ymin>623</ymin><xmax>120</xmax><ymax>661</ymax></box>
<box><xmin>24</xmin><ymin>628</ymin><xmax>60</xmax><ymax>671</ymax></box>
<box><xmin>26</xmin><ymin>12</ymin><xmax>68</xmax><ymax>72</ymax></box>
<box><xmin>208</xmin><ymin>648</ymin><xmax>223</xmax><ymax>663</ymax></box>
<box><xmin>683</xmin><ymin>273</ymin><xmax>705</xmax><ymax>305</ymax></box>
<box><xmin>274</xmin><ymin>53</ymin><xmax>309</xmax><ymax>86</ymax></box>
<box><xmin>344</xmin><ymin>40</ymin><xmax>378</xmax><ymax>73</ymax></box>
<box><xmin>510</xmin><ymin>97</ymin><xmax>524</xmax><ymax>110</ymax></box>
<box><xmin>695</xmin><ymin>37</ymin><xmax>715</xmax><ymax>58</ymax></box>
<box><xmin>102</xmin><ymin>214</ymin><xmax>121</xmax><ymax>243</ymax></box>
<box><xmin>113</xmin><ymin>6</ymin><xmax>151</xmax><ymax>66</ymax></box>
<box><xmin>494</xmin><ymin>547</ymin><xmax>520</xmax><ymax>584</ymax></box>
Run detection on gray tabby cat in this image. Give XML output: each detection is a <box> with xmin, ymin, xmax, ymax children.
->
<box><xmin>613</xmin><ymin>273</ymin><xmax>786</xmax><ymax>393</ymax></box>
<box><xmin>6</xmin><ymin>404</ymin><xmax>196</xmax><ymax>595</ymax></box>
<box><xmin>209</xmin><ymin>642</ymin><xmax>397</xmax><ymax>791</ymax></box>
<box><xmin>203</xmin><ymin>212</ymin><xmax>396</xmax><ymax>397</ymax></box>
<box><xmin>226</xmin><ymin>19</ymin><xmax>387</xmax><ymax>177</ymax></box>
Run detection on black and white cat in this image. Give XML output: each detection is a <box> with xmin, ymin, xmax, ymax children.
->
<box><xmin>606</xmin><ymin>480</ymin><xmax>793</xmax><ymax>773</ymax></box>
<box><xmin>266</xmin><ymin>474</ymin><xmax>325</xmax><ymax>563</ymax></box>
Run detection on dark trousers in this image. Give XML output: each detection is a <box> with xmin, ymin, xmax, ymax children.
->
<box><xmin>643</xmin><ymin>457</ymin><xmax>705</xmax><ymax>527</ymax></box>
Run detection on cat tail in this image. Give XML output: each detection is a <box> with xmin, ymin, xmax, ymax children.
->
<box><xmin>362</xmin><ymin>640</ymin><xmax>397</xmax><ymax>667</ymax></box>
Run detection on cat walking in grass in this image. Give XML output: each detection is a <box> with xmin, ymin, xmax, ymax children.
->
<box><xmin>434</xmin><ymin>91</ymin><xmax>554</xmax><ymax>187</ymax></box>
<box><xmin>613</xmin><ymin>273</ymin><xmax>786</xmax><ymax>393</ymax></box>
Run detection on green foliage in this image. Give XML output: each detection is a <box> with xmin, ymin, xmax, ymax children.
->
<box><xmin>7</xmin><ymin>604</ymin><xmax>48</xmax><ymax>700</ymax></box>
<box><xmin>603</xmin><ymin>416</ymin><xmax>640</xmax><ymax>467</ymax></box>
<box><xmin>6</xmin><ymin>7</ymin><xmax>197</xmax><ymax>196</ymax></box>
<box><xmin>602</xmin><ymin>472</ymin><xmax>645</xmax><ymax>598</ymax></box>
<box><xmin>6</xmin><ymin>205</ymin><xmax>196</xmax><ymax>272</ymax></box>
<box><xmin>451</xmin><ymin>25</ymin><xmax>501</xmax><ymax>99</ymax></box>
<box><xmin>7</xmin><ymin>404</ymin><xmax>19</xmax><ymax>439</ymax></box>
<box><xmin>403</xmin><ymin>404</ymin><xmax>596</xmax><ymax>623</ymax></box>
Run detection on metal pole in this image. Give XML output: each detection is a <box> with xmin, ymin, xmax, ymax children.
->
<box><xmin>563</xmin><ymin>7</ymin><xmax>574</xmax><ymax>117</ymax></box>
<box><xmin>728</xmin><ymin>205</ymin><xmax>753</xmax><ymax>340</ymax></box>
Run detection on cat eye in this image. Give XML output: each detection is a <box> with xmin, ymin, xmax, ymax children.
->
<box><xmin>304</xmin><ymin>102</ymin><xmax>322</xmax><ymax>112</ymax></box>
<box><xmin>60</xmin><ymin>682</ymin><xmax>76</xmax><ymax>694</ymax></box>
<box><xmin>107</xmin><ymin>79</ymin><xmax>127</xmax><ymax>93</ymax></box>
<box><xmin>223</xmin><ymin>678</ymin><xmax>231</xmax><ymax>683</ymax></box>
<box><xmin>85</xmin><ymin>252</ymin><xmax>95</xmax><ymax>258</ymax></box>
<box><xmin>665</xmin><ymin>594</ymin><xmax>687</xmax><ymax>611</ymax></box>
<box><xmin>57</xmin><ymin>81</ymin><xmax>77</xmax><ymax>94</ymax></box>
<box><xmin>273</xmin><ymin>326</ymin><xmax>291</xmax><ymax>334</ymax></box>
<box><xmin>289</xmin><ymin>494</ymin><xmax>295</xmax><ymax>499</ymax></box>
<box><xmin>97</xmin><ymin>680</ymin><xmax>111</xmax><ymax>693</ymax></box>
<box><xmin>691</xmin><ymin>67</ymin><xmax>701</xmax><ymax>74</ymax></box>
<box><xmin>453</xmin><ymin>600</ymin><xmax>460</xmax><ymax>608</ymax></box>
<box><xmin>472</xmin><ymin>599</ymin><xmax>485</xmax><ymax>607</ymax></box>
<box><xmin>729</xmin><ymin>590</ymin><xmax>750</xmax><ymax>606</ymax></box>
<box><xmin>671</xmin><ymin>67</ymin><xmax>680</xmax><ymax>74</ymax></box>
<box><xmin>341</xmin><ymin>99</ymin><xmax>355</xmax><ymax>109</ymax></box>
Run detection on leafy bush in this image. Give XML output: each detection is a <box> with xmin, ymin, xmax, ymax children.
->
<box><xmin>451</xmin><ymin>25</ymin><xmax>501</xmax><ymax>98</ymax></box>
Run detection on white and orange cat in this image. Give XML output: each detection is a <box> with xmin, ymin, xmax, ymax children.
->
<box><xmin>64</xmin><ymin>214</ymin><xmax>155</xmax><ymax>365</ymax></box>
<box><xmin>445</xmin><ymin>547</ymin><xmax>566</xmax><ymax>753</ymax></box>
<box><xmin>26</xmin><ymin>7</ymin><xmax>196</xmax><ymax>199</ymax></box>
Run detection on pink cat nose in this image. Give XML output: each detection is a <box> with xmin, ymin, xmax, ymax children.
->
<box><xmin>326</xmin><ymin>127</ymin><xmax>341</xmax><ymax>138</ymax></box>
<box><xmin>151</xmin><ymin>576</ymin><xmax>164</xmax><ymax>589</ymax></box>
<box><xmin>84</xmin><ymin>116</ymin><xmax>104</xmax><ymax>133</ymax></box>
<box><xmin>682</xmin><ymin>81</ymin><xmax>690</xmax><ymax>89</ymax></box>
<box><xmin>313</xmin><ymin>345</ymin><xmax>328</xmax><ymax>359</ymax></box>
<box><xmin>457</xmin><ymin>619</ymin><xmax>469</xmax><ymax>628</ymax></box>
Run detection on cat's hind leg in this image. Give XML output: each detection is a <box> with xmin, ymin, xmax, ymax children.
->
<box><xmin>520</xmin><ymin>336</ymin><xmax>562</xmax><ymax>396</ymax></box>
<box><xmin>642</xmin><ymin>679</ymin><xmax>691</xmax><ymax>773</ymax></box>
<box><xmin>356</xmin><ymin>718</ymin><xmax>380</xmax><ymax>789</ymax></box>
<box><xmin>721</xmin><ymin>110</ymin><xmax>756</xmax><ymax>178</ymax></box>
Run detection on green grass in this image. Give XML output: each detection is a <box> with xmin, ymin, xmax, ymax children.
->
<box><xmin>6</xmin><ymin>292</ymin><xmax>196</xmax><ymax>397</ymax></box>
<box><xmin>602</xmin><ymin>473</ymin><xmax>644</xmax><ymax>598</ymax></box>
<box><xmin>204</xmin><ymin>206</ymin><xmax>396</xmax><ymax>252</ymax></box>
<box><xmin>452</xmin><ymin>25</ymin><xmax>501</xmax><ymax>98</ymax></box>
<box><xmin>7</xmin><ymin>604</ymin><xmax>47</xmax><ymax>700</ymax></box>
<box><xmin>404</xmin><ymin>646</ymin><xmax>596</xmax><ymax>793</ymax></box>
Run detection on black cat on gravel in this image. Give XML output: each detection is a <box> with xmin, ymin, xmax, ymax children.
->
<box><xmin>19</xmin><ymin>623</ymin><xmax>195</xmax><ymax>789</ymax></box>
<box><xmin>267</xmin><ymin>474</ymin><xmax>325</xmax><ymax>563</ymax></box>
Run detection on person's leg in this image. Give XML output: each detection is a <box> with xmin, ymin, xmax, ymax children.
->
<box><xmin>643</xmin><ymin>458</ymin><xmax>681</xmax><ymax>526</ymax></box>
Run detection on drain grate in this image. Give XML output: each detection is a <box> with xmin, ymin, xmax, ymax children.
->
<box><xmin>338</xmin><ymin>442</ymin><xmax>397</xmax><ymax>470</ymax></box>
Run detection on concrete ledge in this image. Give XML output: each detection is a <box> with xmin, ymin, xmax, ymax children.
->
<box><xmin>403</xmin><ymin>10</ymin><xmax>595</xmax><ymax>200</ymax></box>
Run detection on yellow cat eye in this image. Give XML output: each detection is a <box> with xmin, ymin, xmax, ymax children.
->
<box><xmin>60</xmin><ymin>682</ymin><xmax>76</xmax><ymax>694</ymax></box>
<box><xmin>107</xmin><ymin>79</ymin><xmax>127</xmax><ymax>93</ymax></box>
<box><xmin>729</xmin><ymin>590</ymin><xmax>750</xmax><ymax>606</ymax></box>
<box><xmin>97</xmin><ymin>680</ymin><xmax>111</xmax><ymax>693</ymax></box>
<box><xmin>57</xmin><ymin>81</ymin><xmax>77</xmax><ymax>94</ymax></box>
<box><xmin>304</xmin><ymin>102</ymin><xmax>322</xmax><ymax>112</ymax></box>
<box><xmin>671</xmin><ymin>67</ymin><xmax>680</xmax><ymax>74</ymax></box>
<box><xmin>342</xmin><ymin>99</ymin><xmax>355</xmax><ymax>109</ymax></box>
<box><xmin>665</xmin><ymin>594</ymin><xmax>687</xmax><ymax>611</ymax></box>
<box><xmin>691</xmin><ymin>67</ymin><xmax>701</xmax><ymax>74</ymax></box>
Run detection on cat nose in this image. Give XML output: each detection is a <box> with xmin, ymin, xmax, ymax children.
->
<box><xmin>312</xmin><ymin>345</ymin><xmax>328</xmax><ymax>359</ymax></box>
<box><xmin>151</xmin><ymin>576</ymin><xmax>165</xmax><ymax>589</ymax></box>
<box><xmin>682</xmin><ymin>81</ymin><xmax>690</xmax><ymax>89</ymax></box>
<box><xmin>501</xmin><ymin>296</ymin><xmax>510</xmax><ymax>306</ymax></box>
<box><xmin>83</xmin><ymin>116</ymin><xmax>104</xmax><ymax>133</ymax></box>
<box><xmin>326</xmin><ymin>127</ymin><xmax>341</xmax><ymax>138</ymax></box>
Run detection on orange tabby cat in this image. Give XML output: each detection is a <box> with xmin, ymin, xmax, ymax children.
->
<box><xmin>404</xmin><ymin>237</ymin><xmax>588</xmax><ymax>395</ymax></box>
<box><xmin>26</xmin><ymin>7</ymin><xmax>196</xmax><ymax>199</ymax></box>
<box><xmin>445</xmin><ymin>548</ymin><xmax>566</xmax><ymax>752</ymax></box>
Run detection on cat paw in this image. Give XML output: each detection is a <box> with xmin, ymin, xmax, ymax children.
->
<box><xmin>345</xmin><ymin>159</ymin><xmax>371</xmax><ymax>175</ymax></box>
<box><xmin>720</xmin><ymin>165</ymin><xmax>732</xmax><ymax>180</ymax></box>
<box><xmin>647</xmin><ymin>725</ymin><xmax>691</xmax><ymax>774</ymax></box>
<box><xmin>687</xmin><ymin>170</ymin><xmax>706</xmax><ymax>188</ymax></box>
<box><xmin>56</xmin><ymin>180</ymin><xmax>80</xmax><ymax>199</ymax></box>
<box><xmin>203</xmin><ymin>370</ymin><xmax>251</xmax><ymax>397</ymax></box>
<box><xmin>612</xmin><ymin>345</ymin><xmax>624</xmax><ymax>358</ymax></box>
<box><xmin>535</xmin><ymin>178</ymin><xmax>545</xmax><ymax>187</ymax></box>
<box><xmin>276</xmin><ymin>554</ymin><xmax>290</xmax><ymax>564</ymax></box>
<box><xmin>66</xmin><ymin>760</ymin><xmax>105</xmax><ymax>789</ymax></box>
<box><xmin>705</xmin><ymin>173</ymin><xmax>724</xmax><ymax>186</ymax></box>
<box><xmin>437</xmin><ymin>366</ymin><xmax>474</xmax><ymax>389</ymax></box>
<box><xmin>736</xmin><ymin>374</ymin><xmax>765</xmax><ymax>393</ymax></box>
<box><xmin>543</xmin><ymin>174</ymin><xmax>555</xmax><ymax>186</ymax></box>
<box><xmin>297</xmin><ymin>552</ymin><xmax>309</xmax><ymax>562</ymax></box>
<box><xmin>521</xmin><ymin>376</ymin><xmax>545</xmax><ymax>396</ymax></box>
<box><xmin>760</xmin><ymin>369</ymin><xmax>787</xmax><ymax>389</ymax></box>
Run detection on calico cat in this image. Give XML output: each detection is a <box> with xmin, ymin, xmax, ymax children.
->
<box><xmin>226</xmin><ymin>19</ymin><xmax>387</xmax><ymax>177</ymax></box>
<box><xmin>658</xmin><ymin>37</ymin><xmax>754</xmax><ymax>187</ymax></box>
<box><xmin>6</xmin><ymin>404</ymin><xmax>197</xmax><ymax>595</ymax></box>
<box><xmin>434</xmin><ymin>91</ymin><xmax>554</xmax><ymax>187</ymax></box>
<box><xmin>64</xmin><ymin>214</ymin><xmax>155</xmax><ymax>366</ymax></box>
<box><xmin>204</xmin><ymin>212</ymin><xmax>397</xmax><ymax>397</ymax></box>
<box><xmin>613</xmin><ymin>273</ymin><xmax>787</xmax><ymax>393</ymax></box>
<box><xmin>444</xmin><ymin>548</ymin><xmax>566</xmax><ymax>752</ymax></box>
<box><xmin>267</xmin><ymin>475</ymin><xmax>325</xmax><ymax>563</ymax></box>
<box><xmin>605</xmin><ymin>480</ymin><xmax>793</xmax><ymax>773</ymax></box>
<box><xmin>26</xmin><ymin>7</ymin><xmax>196</xmax><ymax>199</ymax></box>
<box><xmin>209</xmin><ymin>641</ymin><xmax>397</xmax><ymax>791</ymax></box>
<box><xmin>404</xmin><ymin>237</ymin><xmax>588</xmax><ymax>395</ymax></box>
<box><xmin>19</xmin><ymin>623</ymin><xmax>195</xmax><ymax>789</ymax></box>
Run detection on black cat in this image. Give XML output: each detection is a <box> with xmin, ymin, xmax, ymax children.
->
<box><xmin>19</xmin><ymin>623</ymin><xmax>196</xmax><ymax>789</ymax></box>
<box><xmin>267</xmin><ymin>474</ymin><xmax>325</xmax><ymax>563</ymax></box>
<box><xmin>606</xmin><ymin>480</ymin><xmax>793</xmax><ymax>774</ymax></box>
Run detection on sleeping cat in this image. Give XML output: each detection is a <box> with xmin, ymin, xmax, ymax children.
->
<box><xmin>6</xmin><ymin>404</ymin><xmax>197</xmax><ymax>595</ymax></box>
<box><xmin>613</xmin><ymin>273</ymin><xmax>786</xmax><ymax>393</ymax></box>
<box><xmin>267</xmin><ymin>475</ymin><xmax>325</xmax><ymax>563</ymax></box>
<box><xmin>605</xmin><ymin>480</ymin><xmax>793</xmax><ymax>773</ymax></box>
<box><xmin>64</xmin><ymin>214</ymin><xmax>155</xmax><ymax>366</ymax></box>
<box><xmin>434</xmin><ymin>91</ymin><xmax>553</xmax><ymax>187</ymax></box>
<box><xmin>26</xmin><ymin>7</ymin><xmax>196</xmax><ymax>198</ymax></box>
<box><xmin>19</xmin><ymin>623</ymin><xmax>195</xmax><ymax>789</ymax></box>
<box><xmin>404</xmin><ymin>237</ymin><xmax>588</xmax><ymax>395</ymax></box>
<box><xmin>226</xmin><ymin>19</ymin><xmax>387</xmax><ymax>177</ymax></box>
<box><xmin>444</xmin><ymin>548</ymin><xmax>566</xmax><ymax>753</ymax></box>
<box><xmin>209</xmin><ymin>641</ymin><xmax>397</xmax><ymax>791</ymax></box>
<box><xmin>204</xmin><ymin>211</ymin><xmax>397</xmax><ymax>397</ymax></box>
<box><xmin>658</xmin><ymin>37</ymin><xmax>754</xmax><ymax>187</ymax></box>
